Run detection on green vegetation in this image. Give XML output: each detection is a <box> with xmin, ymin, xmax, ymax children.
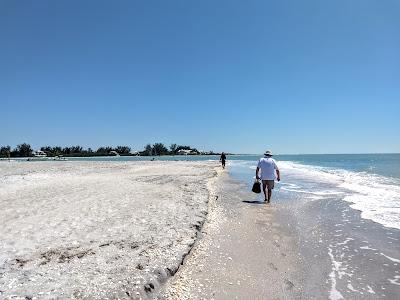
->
<box><xmin>0</xmin><ymin>143</ymin><xmax>32</xmax><ymax>158</ymax></box>
<box><xmin>0</xmin><ymin>143</ymin><xmax>218</xmax><ymax>158</ymax></box>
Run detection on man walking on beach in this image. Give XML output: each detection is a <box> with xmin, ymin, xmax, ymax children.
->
<box><xmin>220</xmin><ymin>152</ymin><xmax>226</xmax><ymax>169</ymax></box>
<box><xmin>256</xmin><ymin>150</ymin><xmax>280</xmax><ymax>203</ymax></box>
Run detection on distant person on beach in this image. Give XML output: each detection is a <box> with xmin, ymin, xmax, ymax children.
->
<box><xmin>220</xmin><ymin>152</ymin><xmax>226</xmax><ymax>169</ymax></box>
<box><xmin>256</xmin><ymin>150</ymin><xmax>280</xmax><ymax>203</ymax></box>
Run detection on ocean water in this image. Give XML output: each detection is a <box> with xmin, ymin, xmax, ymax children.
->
<box><xmin>227</xmin><ymin>154</ymin><xmax>400</xmax><ymax>230</ymax></box>
<box><xmin>4</xmin><ymin>154</ymin><xmax>400</xmax><ymax>230</ymax></box>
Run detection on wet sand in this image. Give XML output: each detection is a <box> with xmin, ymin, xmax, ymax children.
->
<box><xmin>161</xmin><ymin>170</ymin><xmax>400</xmax><ymax>299</ymax></box>
<box><xmin>160</xmin><ymin>171</ymin><xmax>304</xmax><ymax>299</ymax></box>
<box><xmin>295</xmin><ymin>197</ymin><xmax>400</xmax><ymax>299</ymax></box>
<box><xmin>0</xmin><ymin>161</ymin><xmax>218</xmax><ymax>299</ymax></box>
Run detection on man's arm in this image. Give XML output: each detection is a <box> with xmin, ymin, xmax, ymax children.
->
<box><xmin>256</xmin><ymin>167</ymin><xmax>260</xmax><ymax>180</ymax></box>
<box><xmin>273</xmin><ymin>159</ymin><xmax>280</xmax><ymax>181</ymax></box>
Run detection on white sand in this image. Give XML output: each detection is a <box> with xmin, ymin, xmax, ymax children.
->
<box><xmin>0</xmin><ymin>161</ymin><xmax>218</xmax><ymax>299</ymax></box>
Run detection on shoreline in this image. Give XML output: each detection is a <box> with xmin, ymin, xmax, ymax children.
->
<box><xmin>160</xmin><ymin>165</ymin><xmax>400</xmax><ymax>299</ymax></box>
<box><xmin>160</xmin><ymin>171</ymin><xmax>305</xmax><ymax>299</ymax></box>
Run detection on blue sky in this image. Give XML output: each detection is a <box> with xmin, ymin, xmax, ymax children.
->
<box><xmin>1</xmin><ymin>0</ymin><xmax>399</xmax><ymax>154</ymax></box>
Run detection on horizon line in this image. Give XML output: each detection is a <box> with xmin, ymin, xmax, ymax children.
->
<box><xmin>233</xmin><ymin>152</ymin><xmax>400</xmax><ymax>155</ymax></box>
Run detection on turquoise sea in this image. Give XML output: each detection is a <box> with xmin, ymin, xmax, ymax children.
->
<box><xmin>225</xmin><ymin>153</ymin><xmax>400</xmax><ymax>230</ymax></box>
<box><xmin>57</xmin><ymin>153</ymin><xmax>400</xmax><ymax>179</ymax></box>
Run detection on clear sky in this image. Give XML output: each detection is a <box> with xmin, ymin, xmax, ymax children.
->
<box><xmin>1</xmin><ymin>0</ymin><xmax>399</xmax><ymax>154</ymax></box>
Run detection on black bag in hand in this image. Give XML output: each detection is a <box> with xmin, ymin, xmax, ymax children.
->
<box><xmin>252</xmin><ymin>180</ymin><xmax>261</xmax><ymax>193</ymax></box>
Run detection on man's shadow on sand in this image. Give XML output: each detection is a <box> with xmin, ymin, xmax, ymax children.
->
<box><xmin>242</xmin><ymin>200</ymin><xmax>265</xmax><ymax>205</ymax></box>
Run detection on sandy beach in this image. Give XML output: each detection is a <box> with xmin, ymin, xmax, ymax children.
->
<box><xmin>161</xmin><ymin>171</ymin><xmax>304</xmax><ymax>300</ymax></box>
<box><xmin>1</xmin><ymin>160</ymin><xmax>399</xmax><ymax>299</ymax></box>
<box><xmin>0</xmin><ymin>161</ymin><xmax>218</xmax><ymax>299</ymax></box>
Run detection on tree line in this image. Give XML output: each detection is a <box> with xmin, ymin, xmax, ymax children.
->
<box><xmin>0</xmin><ymin>143</ymin><xmax>217</xmax><ymax>158</ymax></box>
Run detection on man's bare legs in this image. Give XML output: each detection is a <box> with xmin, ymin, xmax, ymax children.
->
<box><xmin>262</xmin><ymin>181</ymin><xmax>272</xmax><ymax>203</ymax></box>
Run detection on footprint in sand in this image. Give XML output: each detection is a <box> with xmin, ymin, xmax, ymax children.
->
<box><xmin>284</xmin><ymin>279</ymin><xmax>295</xmax><ymax>290</ymax></box>
<box><xmin>268</xmin><ymin>262</ymin><xmax>278</xmax><ymax>270</ymax></box>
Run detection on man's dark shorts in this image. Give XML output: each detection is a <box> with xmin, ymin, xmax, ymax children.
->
<box><xmin>262</xmin><ymin>180</ymin><xmax>274</xmax><ymax>190</ymax></box>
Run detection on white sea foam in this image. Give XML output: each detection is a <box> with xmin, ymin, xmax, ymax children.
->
<box><xmin>366</xmin><ymin>285</ymin><xmax>375</xmax><ymax>294</ymax></box>
<box><xmin>360</xmin><ymin>246</ymin><xmax>377</xmax><ymax>250</ymax></box>
<box><xmin>347</xmin><ymin>283</ymin><xmax>358</xmax><ymax>292</ymax></box>
<box><xmin>388</xmin><ymin>275</ymin><xmax>400</xmax><ymax>286</ymax></box>
<box><xmin>280</xmin><ymin>187</ymin><xmax>345</xmax><ymax>198</ymax></box>
<box><xmin>230</xmin><ymin>159</ymin><xmax>400</xmax><ymax>229</ymax></box>
<box><xmin>280</xmin><ymin>182</ymin><xmax>301</xmax><ymax>188</ymax></box>
<box><xmin>337</xmin><ymin>238</ymin><xmax>353</xmax><ymax>246</ymax></box>
<box><xmin>380</xmin><ymin>253</ymin><xmax>400</xmax><ymax>263</ymax></box>
<box><xmin>328</xmin><ymin>247</ymin><xmax>345</xmax><ymax>300</ymax></box>
<box><xmin>279</xmin><ymin>161</ymin><xmax>347</xmax><ymax>184</ymax></box>
<box><xmin>278</xmin><ymin>161</ymin><xmax>400</xmax><ymax>230</ymax></box>
<box><xmin>340</xmin><ymin>178</ymin><xmax>400</xmax><ymax>230</ymax></box>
